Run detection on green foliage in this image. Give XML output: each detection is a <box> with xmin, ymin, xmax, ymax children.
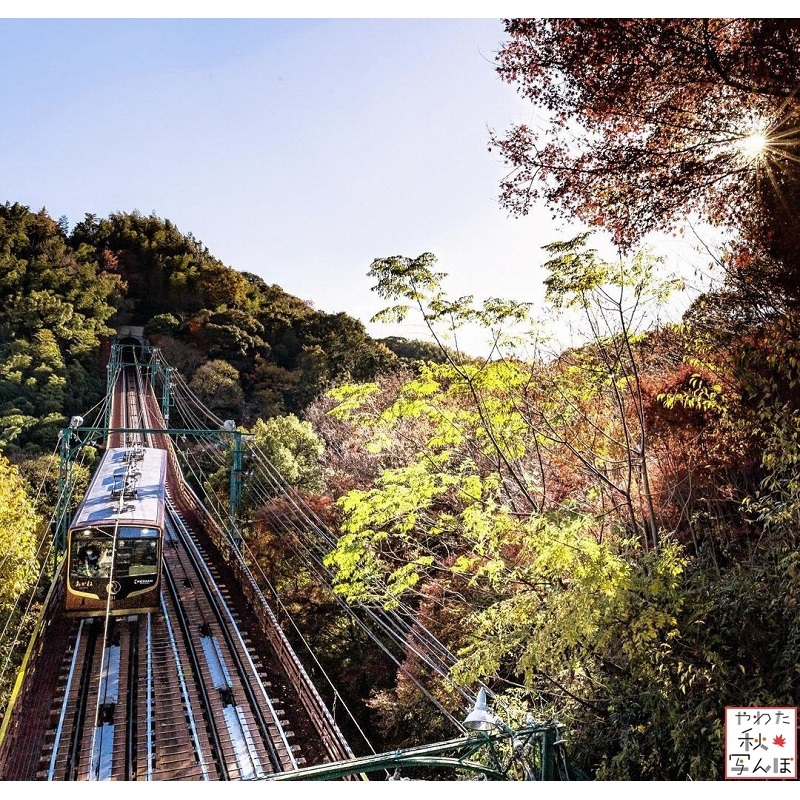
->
<box><xmin>0</xmin><ymin>454</ymin><xmax>40</xmax><ymax>612</ymax></box>
<box><xmin>368</xmin><ymin>253</ymin><xmax>446</xmax><ymax>324</ymax></box>
<box><xmin>3</xmin><ymin>195</ymin><xmax>795</xmax><ymax>780</ymax></box>
<box><xmin>249</xmin><ymin>414</ymin><xmax>324</xmax><ymax>492</ymax></box>
<box><xmin>188</xmin><ymin>358</ymin><xmax>244</xmax><ymax>416</ymax></box>
<box><xmin>0</xmin><ymin>330</ymin><xmax>67</xmax><ymax>446</ymax></box>
<box><xmin>0</xmin><ymin>203</ymin><xmax>121</xmax><ymax>451</ymax></box>
<box><xmin>377</xmin><ymin>336</ymin><xmax>450</xmax><ymax>365</ymax></box>
<box><xmin>326</xmin><ymin>382</ymin><xmax>381</xmax><ymax>420</ymax></box>
<box><xmin>0</xmin><ymin>205</ymin><xmax>120</xmax><ymax>353</ymax></box>
<box><xmin>738</xmin><ymin>314</ymin><xmax>800</xmax><ymax>530</ymax></box>
<box><xmin>454</xmin><ymin>523</ymin><xmax>686</xmax><ymax>687</ymax></box>
<box><xmin>18</xmin><ymin>452</ymin><xmax>92</xmax><ymax>527</ymax></box>
<box><xmin>145</xmin><ymin>313</ymin><xmax>181</xmax><ymax>335</ymax></box>
<box><xmin>368</xmin><ymin>252</ymin><xmax>532</xmax><ymax>355</ymax></box>
<box><xmin>71</xmin><ymin>210</ymin><xmax>246</xmax><ymax>319</ymax></box>
<box><xmin>325</xmin><ymin>363</ymin><xmax>545</xmax><ymax>633</ymax></box>
<box><xmin>658</xmin><ymin>366</ymin><xmax>729</xmax><ymax>418</ymax></box>
<box><xmin>312</xmin><ymin>241</ymin><xmax>800</xmax><ymax>779</ymax></box>
<box><xmin>542</xmin><ymin>234</ymin><xmax>684</xmax><ymax>312</ymax></box>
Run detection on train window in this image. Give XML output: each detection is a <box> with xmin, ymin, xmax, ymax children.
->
<box><xmin>70</xmin><ymin>526</ymin><xmax>160</xmax><ymax>580</ymax></box>
<box><xmin>118</xmin><ymin>526</ymin><xmax>159</xmax><ymax>539</ymax></box>
<box><xmin>115</xmin><ymin>527</ymin><xmax>159</xmax><ymax>578</ymax></box>
<box><xmin>70</xmin><ymin>535</ymin><xmax>115</xmax><ymax>579</ymax></box>
<box><xmin>126</xmin><ymin>541</ymin><xmax>159</xmax><ymax>576</ymax></box>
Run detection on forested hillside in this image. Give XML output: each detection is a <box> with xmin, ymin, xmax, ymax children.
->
<box><xmin>0</xmin><ymin>203</ymin><xmax>398</xmax><ymax>452</ymax></box>
<box><xmin>2</xmin><ymin>18</ymin><xmax>799</xmax><ymax>782</ymax></box>
<box><xmin>0</xmin><ymin>201</ymin><xmax>404</xmax><ymax>719</ymax></box>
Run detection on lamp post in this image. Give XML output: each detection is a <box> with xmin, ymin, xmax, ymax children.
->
<box><xmin>463</xmin><ymin>687</ymin><xmax>502</xmax><ymax>732</ymax></box>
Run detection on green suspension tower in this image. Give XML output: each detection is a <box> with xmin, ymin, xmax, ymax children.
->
<box><xmin>54</xmin><ymin>416</ymin><xmax>87</xmax><ymax>558</ymax></box>
<box><xmin>223</xmin><ymin>420</ymin><xmax>243</xmax><ymax>551</ymax></box>
<box><xmin>148</xmin><ymin>348</ymin><xmax>173</xmax><ymax>424</ymax></box>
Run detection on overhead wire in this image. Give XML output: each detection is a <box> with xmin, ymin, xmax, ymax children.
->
<box><xmin>235</xmin><ymin>535</ymin><xmax>380</xmax><ymax>754</ymax></box>
<box><xmin>244</xmin><ymin>441</ymin><xmax>465</xmax><ymax>675</ymax></box>
<box><xmin>164</xmin><ymin>389</ymin><xmax>467</xmax><ymax>729</ymax></box>
<box><xmin>164</xmin><ymin>365</ymin><xmax>475</xmax><ymax>719</ymax></box>
<box><xmin>169</xmin><ymin>409</ymin><xmax>462</xmax><ymax>687</ymax></box>
<box><xmin>154</xmin><ymin>352</ymin><xmax>499</xmax><ymax>728</ymax></box>
<box><xmin>151</xmin><ymin>389</ymin><xmax>365</xmax><ymax>741</ymax></box>
<box><xmin>149</xmin><ymin>378</ymin><xmax>391</xmax><ymax>754</ymax></box>
<box><xmin>3</xmin><ymin>339</ymin><xmax>497</xmax><ymax>775</ymax></box>
<box><xmin>0</xmin><ymin>408</ymin><xmax>104</xmax><ymax>690</ymax></box>
<box><xmin>173</xmin><ymin>373</ymin><xmax>465</xmax><ymax>663</ymax></box>
<box><xmin>89</xmin><ymin>359</ymin><xmax>138</xmax><ymax>779</ymax></box>
<box><xmin>98</xmin><ymin>357</ymin><xmax>156</xmax><ymax>766</ymax></box>
<box><xmin>242</xmin><ymin>462</ymin><xmax>461</xmax><ymax>683</ymax></box>
<box><xmin>170</xmin><ymin>385</ymin><xmax>462</xmax><ymax>671</ymax></box>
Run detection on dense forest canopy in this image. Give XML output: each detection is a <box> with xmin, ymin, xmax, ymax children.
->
<box><xmin>2</xmin><ymin>18</ymin><xmax>800</xmax><ymax>783</ymax></box>
<box><xmin>0</xmin><ymin>203</ymin><xmax>402</xmax><ymax>452</ymax></box>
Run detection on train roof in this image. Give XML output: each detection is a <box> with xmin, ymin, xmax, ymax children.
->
<box><xmin>70</xmin><ymin>446</ymin><xmax>167</xmax><ymax>530</ymax></box>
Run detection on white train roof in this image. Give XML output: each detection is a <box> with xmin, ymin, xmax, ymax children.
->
<box><xmin>71</xmin><ymin>446</ymin><xmax>167</xmax><ymax>530</ymax></box>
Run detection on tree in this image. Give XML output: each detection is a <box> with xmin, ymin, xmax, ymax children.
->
<box><xmin>378</xmin><ymin>336</ymin><xmax>450</xmax><ymax>365</ymax></box>
<box><xmin>0</xmin><ymin>455</ymin><xmax>40</xmax><ymax>612</ymax></box>
<box><xmin>0</xmin><ymin>330</ymin><xmax>66</xmax><ymax>447</ymax></box>
<box><xmin>68</xmin><ymin>211</ymin><xmax>397</xmax><ymax>419</ymax></box>
<box><xmin>317</xmin><ymin>248</ymin><xmax>799</xmax><ymax>778</ymax></box>
<box><xmin>492</xmin><ymin>19</ymin><xmax>800</xmax><ymax>302</ymax></box>
<box><xmin>0</xmin><ymin>204</ymin><xmax>121</xmax><ymax>353</ymax></box>
<box><xmin>537</xmin><ymin>234</ymin><xmax>686</xmax><ymax>550</ymax></box>
<box><xmin>250</xmin><ymin>414</ymin><xmax>324</xmax><ymax>492</ymax></box>
<box><xmin>0</xmin><ymin>203</ymin><xmax>121</xmax><ymax>450</ymax></box>
<box><xmin>188</xmin><ymin>359</ymin><xmax>244</xmax><ymax>417</ymax></box>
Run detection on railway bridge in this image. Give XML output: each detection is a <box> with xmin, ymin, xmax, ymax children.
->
<box><xmin>0</xmin><ymin>338</ymin><xmax>582</xmax><ymax>782</ymax></box>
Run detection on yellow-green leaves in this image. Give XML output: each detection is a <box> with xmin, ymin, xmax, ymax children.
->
<box><xmin>367</xmin><ymin>253</ymin><xmax>445</xmax><ymax>325</ymax></box>
<box><xmin>249</xmin><ymin>414</ymin><xmax>324</xmax><ymax>491</ymax></box>
<box><xmin>0</xmin><ymin>455</ymin><xmax>40</xmax><ymax>612</ymax></box>
<box><xmin>542</xmin><ymin>234</ymin><xmax>683</xmax><ymax>312</ymax></box>
<box><xmin>454</xmin><ymin>519</ymin><xmax>686</xmax><ymax>694</ymax></box>
<box><xmin>327</xmin><ymin>382</ymin><xmax>381</xmax><ymax>420</ymax></box>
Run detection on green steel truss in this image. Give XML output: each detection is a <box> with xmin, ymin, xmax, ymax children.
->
<box><xmin>265</xmin><ymin>721</ymin><xmax>586</xmax><ymax>781</ymax></box>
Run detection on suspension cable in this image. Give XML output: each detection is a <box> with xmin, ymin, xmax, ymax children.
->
<box><xmin>153</xmin><ymin>353</ymin><xmax>488</xmax><ymax>723</ymax></box>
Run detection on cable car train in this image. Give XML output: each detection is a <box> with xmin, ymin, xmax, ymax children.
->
<box><xmin>66</xmin><ymin>444</ymin><xmax>167</xmax><ymax>616</ymax></box>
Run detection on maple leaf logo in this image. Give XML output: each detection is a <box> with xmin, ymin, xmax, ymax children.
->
<box><xmin>773</xmin><ymin>735</ymin><xmax>787</xmax><ymax>747</ymax></box>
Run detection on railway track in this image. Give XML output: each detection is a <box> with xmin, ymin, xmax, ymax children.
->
<box><xmin>1</xmin><ymin>360</ymin><xmax>341</xmax><ymax>780</ymax></box>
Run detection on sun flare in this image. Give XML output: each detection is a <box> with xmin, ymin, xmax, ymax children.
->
<box><xmin>738</xmin><ymin>131</ymin><xmax>768</xmax><ymax>160</ymax></box>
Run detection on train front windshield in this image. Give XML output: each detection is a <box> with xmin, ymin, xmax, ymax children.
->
<box><xmin>70</xmin><ymin>526</ymin><xmax>160</xmax><ymax>580</ymax></box>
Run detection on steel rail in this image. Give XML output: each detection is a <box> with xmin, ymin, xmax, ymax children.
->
<box><xmin>46</xmin><ymin>620</ymin><xmax>84</xmax><ymax>780</ymax></box>
<box><xmin>65</xmin><ymin>621</ymin><xmax>98</xmax><ymax>780</ymax></box>
<box><xmin>166</xmin><ymin>508</ymin><xmax>291</xmax><ymax>773</ymax></box>
<box><xmin>159</xmin><ymin>588</ymin><xmax>212</xmax><ymax>780</ymax></box>
<box><xmin>125</xmin><ymin>615</ymin><xmax>139</xmax><ymax>779</ymax></box>
<box><xmin>146</xmin><ymin>613</ymin><xmax>154</xmax><ymax>780</ymax></box>
<box><xmin>162</xmin><ymin>555</ymin><xmax>227</xmax><ymax>779</ymax></box>
<box><xmin>162</xmin><ymin>509</ymin><xmax>270</xmax><ymax>777</ymax></box>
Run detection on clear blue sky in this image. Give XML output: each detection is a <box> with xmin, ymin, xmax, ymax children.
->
<box><xmin>0</xmin><ymin>16</ymin><xmax>708</xmax><ymax>354</ymax></box>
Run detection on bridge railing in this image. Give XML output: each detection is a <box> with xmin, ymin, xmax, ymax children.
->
<box><xmin>144</xmin><ymin>390</ymin><xmax>356</xmax><ymax>767</ymax></box>
<box><xmin>0</xmin><ymin>558</ymin><xmax>66</xmax><ymax>776</ymax></box>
